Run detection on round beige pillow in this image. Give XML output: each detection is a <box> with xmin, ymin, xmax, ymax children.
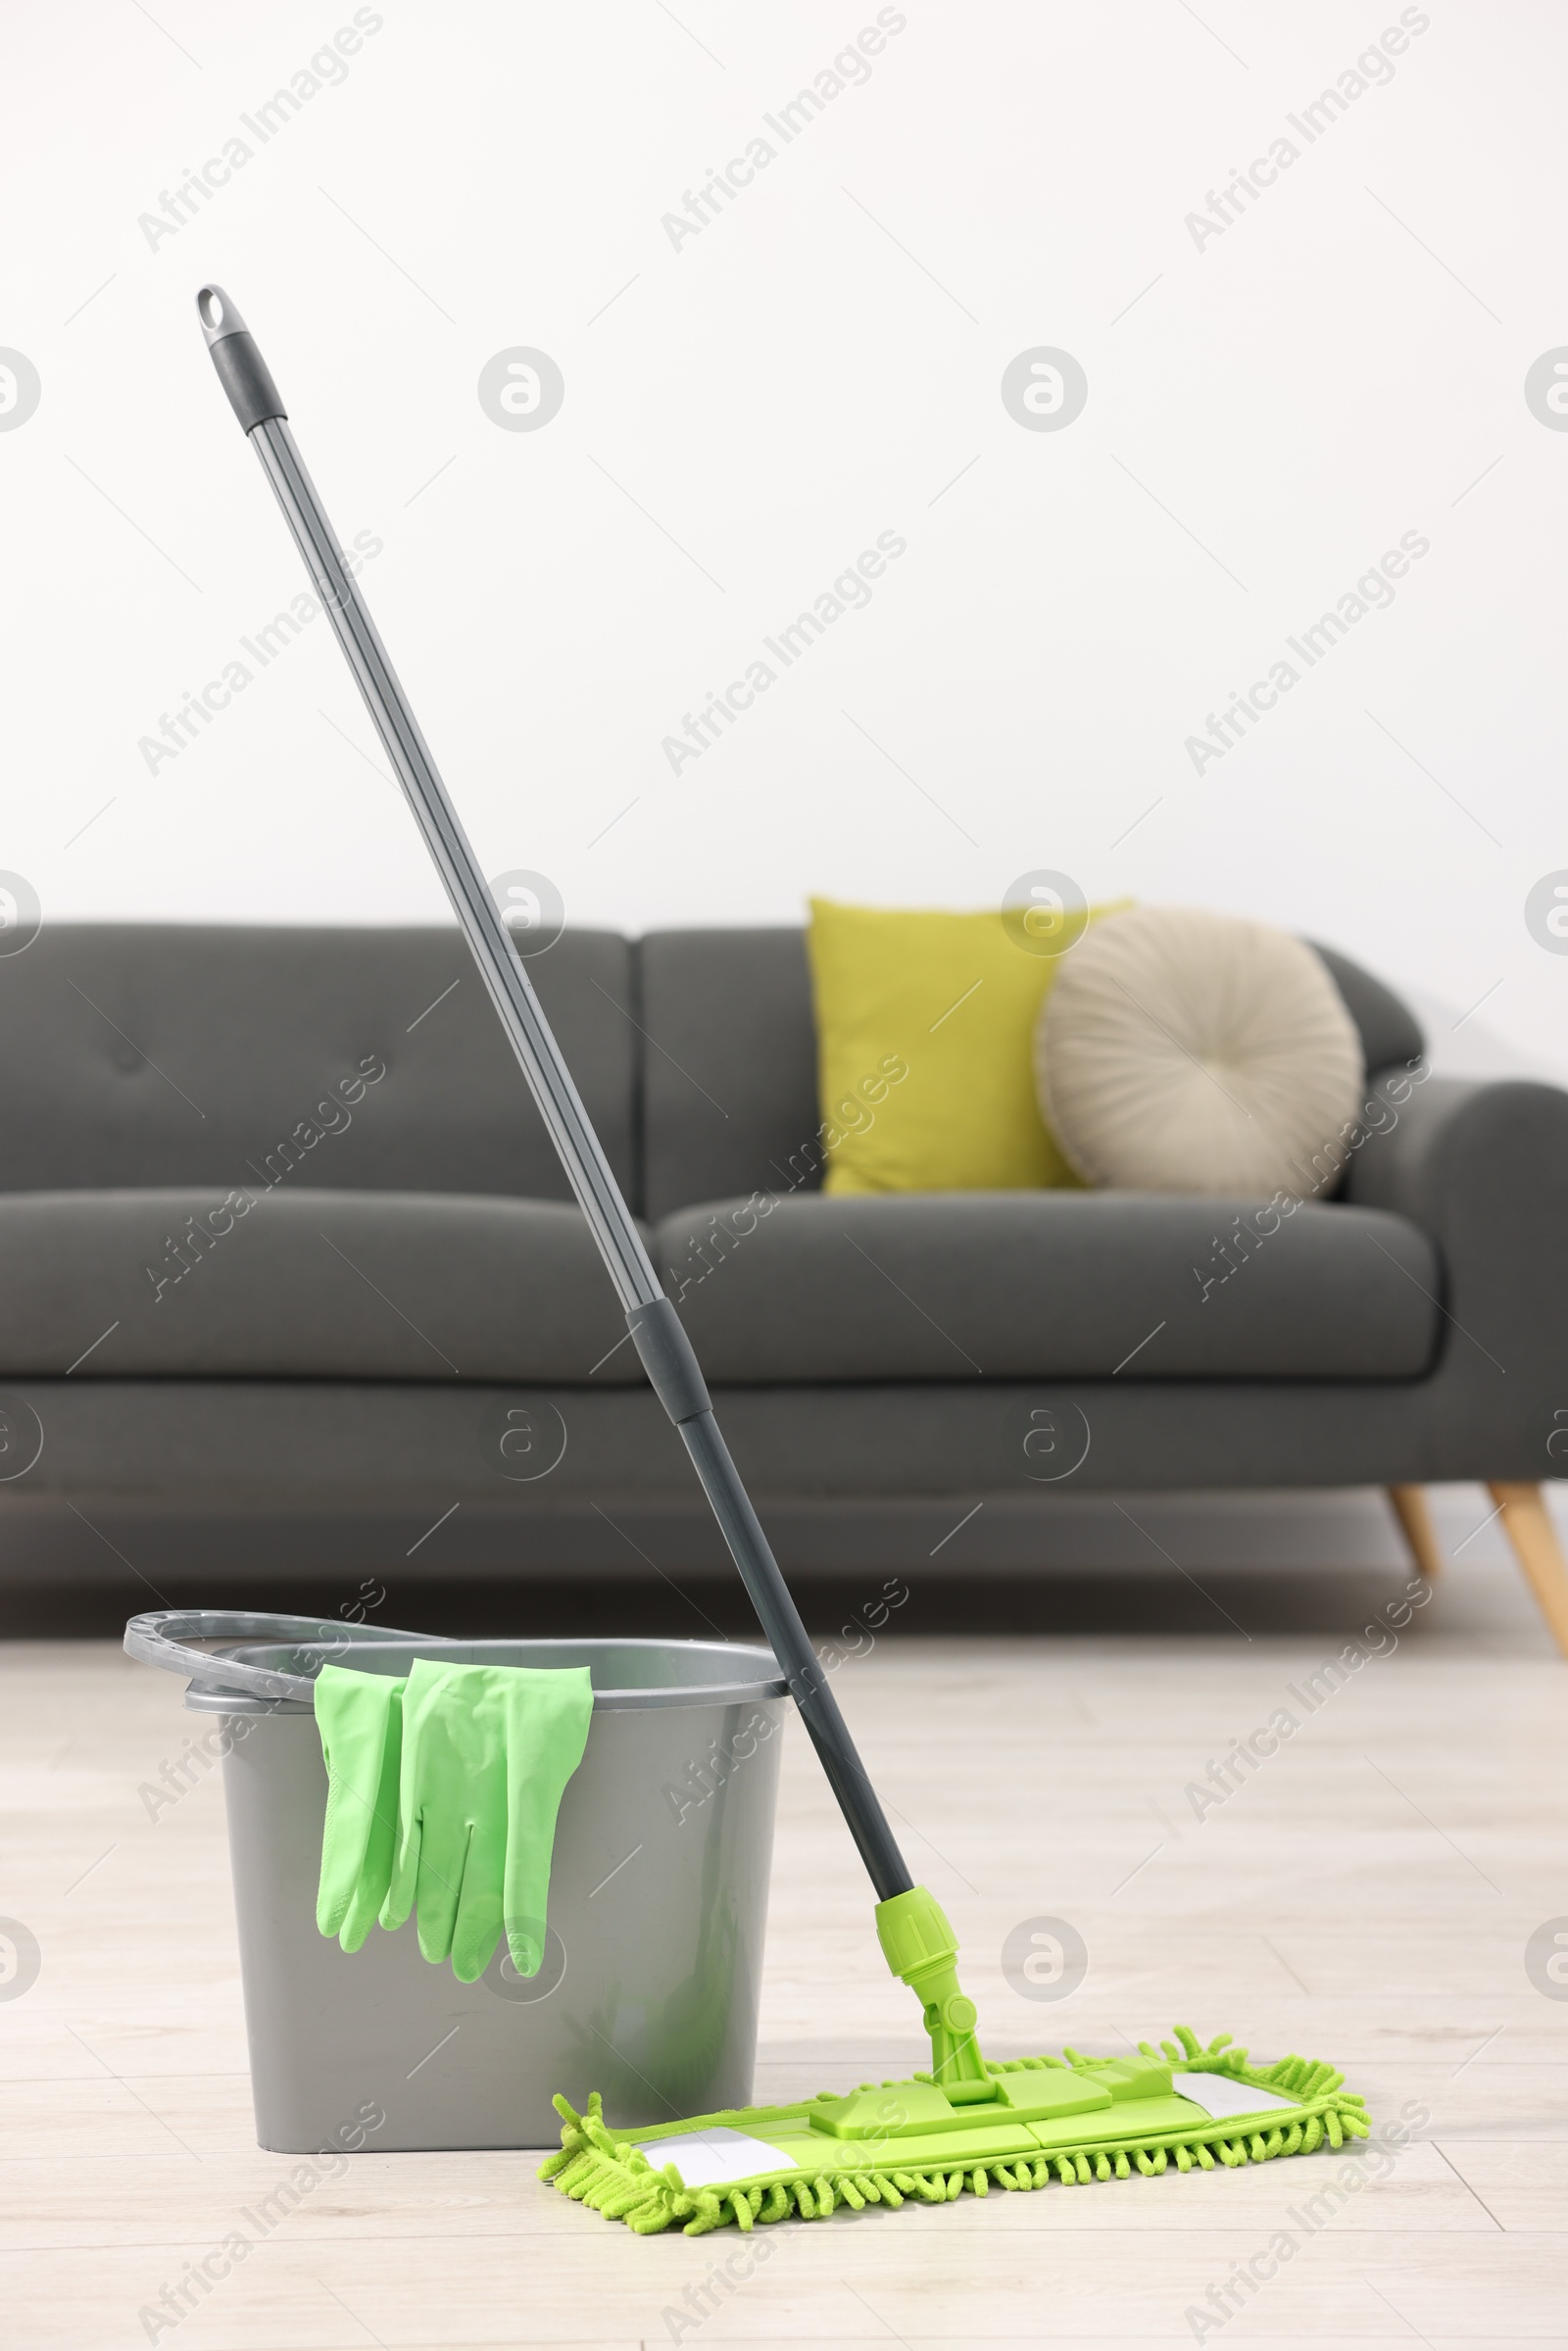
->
<box><xmin>1037</xmin><ymin>906</ymin><xmax>1364</xmax><ymax>1194</ymax></box>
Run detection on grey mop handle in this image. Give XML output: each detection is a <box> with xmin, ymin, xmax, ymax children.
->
<box><xmin>195</xmin><ymin>284</ymin><xmax>913</xmax><ymax>1904</ymax></box>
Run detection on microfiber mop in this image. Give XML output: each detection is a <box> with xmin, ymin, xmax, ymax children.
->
<box><xmin>196</xmin><ymin>286</ymin><xmax>1368</xmax><ymax>2232</ymax></box>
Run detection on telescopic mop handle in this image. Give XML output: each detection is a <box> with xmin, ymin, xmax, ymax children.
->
<box><xmin>194</xmin><ymin>284</ymin><xmax>914</xmax><ymax>1906</ymax></box>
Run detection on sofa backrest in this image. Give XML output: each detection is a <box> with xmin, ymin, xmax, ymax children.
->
<box><xmin>0</xmin><ymin>925</ymin><xmax>638</xmax><ymax>1203</ymax></box>
<box><xmin>1310</xmin><ymin>943</ymin><xmax>1424</xmax><ymax>1078</ymax></box>
<box><xmin>0</xmin><ymin>922</ymin><xmax>1426</xmax><ymax>1218</ymax></box>
<box><xmin>639</xmin><ymin>928</ymin><xmax>821</xmax><ymax>1222</ymax></box>
<box><xmin>636</xmin><ymin>927</ymin><xmax>1427</xmax><ymax>1218</ymax></box>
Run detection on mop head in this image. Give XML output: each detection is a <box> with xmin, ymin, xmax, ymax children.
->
<box><xmin>541</xmin><ymin>2026</ymin><xmax>1367</xmax><ymax>2235</ymax></box>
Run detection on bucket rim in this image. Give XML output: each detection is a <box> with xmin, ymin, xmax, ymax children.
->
<box><xmin>128</xmin><ymin>1609</ymin><xmax>788</xmax><ymax>1711</ymax></box>
<box><xmin>212</xmin><ymin>1635</ymin><xmax>788</xmax><ymax>1713</ymax></box>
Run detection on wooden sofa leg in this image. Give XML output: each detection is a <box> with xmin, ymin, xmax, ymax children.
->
<box><xmin>1489</xmin><ymin>1483</ymin><xmax>1568</xmax><ymax>1659</ymax></box>
<box><xmin>1388</xmin><ymin>1485</ymin><xmax>1444</xmax><ymax>1581</ymax></box>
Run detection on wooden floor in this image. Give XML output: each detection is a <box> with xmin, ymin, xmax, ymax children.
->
<box><xmin>5</xmin><ymin>1513</ymin><xmax>1568</xmax><ymax>2349</ymax></box>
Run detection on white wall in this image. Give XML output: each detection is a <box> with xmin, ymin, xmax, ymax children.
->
<box><xmin>5</xmin><ymin>0</ymin><xmax>1566</xmax><ymax>1078</ymax></box>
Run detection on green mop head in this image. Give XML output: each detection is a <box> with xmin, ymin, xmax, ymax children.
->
<box><xmin>542</xmin><ymin>2026</ymin><xmax>1367</xmax><ymax>2236</ymax></box>
<box><xmin>541</xmin><ymin>1891</ymin><xmax>1365</xmax><ymax>2236</ymax></box>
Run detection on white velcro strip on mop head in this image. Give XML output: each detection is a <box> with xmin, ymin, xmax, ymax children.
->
<box><xmin>1173</xmin><ymin>2071</ymin><xmax>1302</xmax><ymax>2121</ymax></box>
<box><xmin>635</xmin><ymin>2127</ymin><xmax>801</xmax><ymax>2187</ymax></box>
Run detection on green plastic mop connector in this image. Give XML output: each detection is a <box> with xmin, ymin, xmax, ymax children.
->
<box><xmin>875</xmin><ymin>1884</ymin><xmax>997</xmax><ymax>2104</ymax></box>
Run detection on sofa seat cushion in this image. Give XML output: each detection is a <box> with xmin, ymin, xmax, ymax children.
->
<box><xmin>0</xmin><ymin>1192</ymin><xmax>643</xmax><ymax>1381</ymax></box>
<box><xmin>654</xmin><ymin>1192</ymin><xmax>1441</xmax><ymax>1382</ymax></box>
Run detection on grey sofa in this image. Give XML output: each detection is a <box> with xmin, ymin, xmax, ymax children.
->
<box><xmin>5</xmin><ymin>922</ymin><xmax>1568</xmax><ymax>1642</ymax></box>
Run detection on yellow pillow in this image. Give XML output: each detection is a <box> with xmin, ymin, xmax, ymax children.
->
<box><xmin>807</xmin><ymin>896</ymin><xmax>1125</xmax><ymax>1195</ymax></box>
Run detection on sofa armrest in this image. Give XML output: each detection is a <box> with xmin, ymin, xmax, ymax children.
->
<box><xmin>1344</xmin><ymin>1074</ymin><xmax>1568</xmax><ymax>1472</ymax></box>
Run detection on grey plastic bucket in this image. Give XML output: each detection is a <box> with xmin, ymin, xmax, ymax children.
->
<box><xmin>125</xmin><ymin>1613</ymin><xmax>786</xmax><ymax>2152</ymax></box>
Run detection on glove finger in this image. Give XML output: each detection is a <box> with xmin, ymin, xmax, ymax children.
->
<box><xmin>451</xmin><ymin>1896</ymin><xmax>503</xmax><ymax>1984</ymax></box>
<box><xmin>505</xmin><ymin>1917</ymin><xmax>545</xmax><ymax>1980</ymax></box>
<box><xmin>317</xmin><ymin>1812</ymin><xmax>370</xmax><ymax>1937</ymax></box>
<box><xmin>500</xmin><ymin>1675</ymin><xmax>593</xmax><ymax>1977</ymax></box>
<box><xmin>413</xmin><ymin>1819</ymin><xmax>467</xmax><ymax>1965</ymax></box>
<box><xmin>451</xmin><ymin>1824</ymin><xmax>507</xmax><ymax>1984</ymax></box>
<box><xmin>386</xmin><ymin>1659</ymin><xmax>456</xmax><ymax>1947</ymax></box>
<box><xmin>499</xmin><ymin>1840</ymin><xmax>554</xmax><ymax>1975</ymax></box>
<box><xmin>337</xmin><ymin>1870</ymin><xmax>385</xmax><ymax>1954</ymax></box>
<box><xmin>315</xmin><ymin>1669</ymin><xmax>402</xmax><ymax>1938</ymax></box>
<box><xmin>354</xmin><ymin>1694</ymin><xmax>404</xmax><ymax>1921</ymax></box>
<box><xmin>380</xmin><ymin>1670</ymin><xmax>430</xmax><ymax>1931</ymax></box>
<box><xmin>380</xmin><ymin>1806</ymin><xmax>420</xmax><ymax>1932</ymax></box>
<box><xmin>318</xmin><ymin>1760</ymin><xmax>380</xmax><ymax>1936</ymax></box>
<box><xmin>328</xmin><ymin>1690</ymin><xmax>405</xmax><ymax>1943</ymax></box>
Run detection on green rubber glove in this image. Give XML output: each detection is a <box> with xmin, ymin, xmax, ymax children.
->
<box><xmin>314</xmin><ymin>1664</ymin><xmax>407</xmax><ymax>1952</ymax></box>
<box><xmin>380</xmin><ymin>1658</ymin><xmax>593</xmax><ymax>1984</ymax></box>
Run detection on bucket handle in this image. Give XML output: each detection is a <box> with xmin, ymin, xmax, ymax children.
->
<box><xmin>123</xmin><ymin>1609</ymin><xmax>429</xmax><ymax>1705</ymax></box>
